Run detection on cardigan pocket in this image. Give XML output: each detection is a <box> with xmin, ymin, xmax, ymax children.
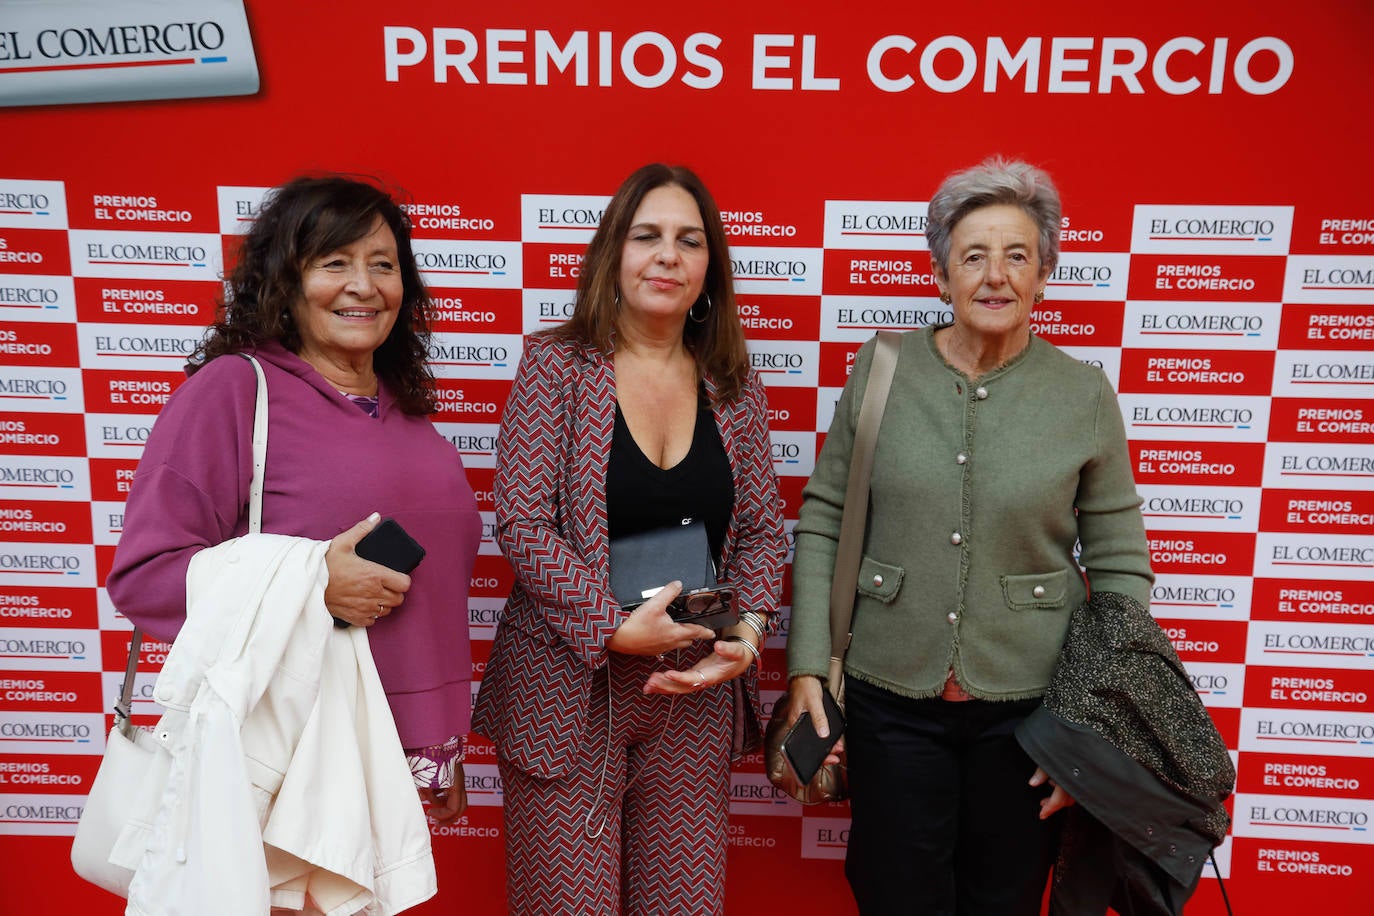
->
<box><xmin>1000</xmin><ymin>569</ymin><xmax>1069</xmax><ymax>610</ymax></box>
<box><xmin>855</xmin><ymin>556</ymin><xmax>903</xmax><ymax>604</ymax></box>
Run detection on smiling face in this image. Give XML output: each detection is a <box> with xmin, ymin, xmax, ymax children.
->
<box><xmin>290</xmin><ymin>216</ymin><xmax>403</xmax><ymax>370</ymax></box>
<box><xmin>617</xmin><ymin>184</ymin><xmax>710</xmax><ymax>328</ymax></box>
<box><xmin>934</xmin><ymin>203</ymin><xmax>1049</xmax><ymax>345</ymax></box>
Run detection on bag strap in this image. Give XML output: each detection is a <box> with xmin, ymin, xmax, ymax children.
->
<box><xmin>826</xmin><ymin>331</ymin><xmax>901</xmax><ymax>696</ymax></box>
<box><xmin>115</xmin><ymin>354</ymin><xmax>268</xmax><ymax>721</ymax></box>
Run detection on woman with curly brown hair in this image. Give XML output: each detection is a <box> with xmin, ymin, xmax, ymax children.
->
<box><xmin>108</xmin><ymin>174</ymin><xmax>481</xmax><ymax>824</ymax></box>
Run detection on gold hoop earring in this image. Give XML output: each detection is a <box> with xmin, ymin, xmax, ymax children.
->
<box><xmin>1033</xmin><ymin>290</ymin><xmax>1045</xmax><ymax>304</ymax></box>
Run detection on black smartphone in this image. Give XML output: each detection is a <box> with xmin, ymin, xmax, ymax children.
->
<box><xmin>355</xmin><ymin>517</ymin><xmax>426</xmax><ymax>574</ymax></box>
<box><xmin>780</xmin><ymin>688</ymin><xmax>845</xmax><ymax>785</ymax></box>
<box><xmin>335</xmin><ymin>518</ymin><xmax>427</xmax><ymax>629</ymax></box>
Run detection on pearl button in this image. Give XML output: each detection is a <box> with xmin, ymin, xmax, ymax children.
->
<box><xmin>956</xmin><ymin>453</ymin><xmax>968</xmax><ymax>465</ymax></box>
<box><xmin>975</xmin><ymin>386</ymin><xmax>988</xmax><ymax>399</ymax></box>
<box><xmin>947</xmin><ymin>612</ymin><xmax>958</xmax><ymax>623</ymax></box>
<box><xmin>1033</xmin><ymin>586</ymin><xmax>1046</xmax><ymax>598</ymax></box>
<box><xmin>872</xmin><ymin>574</ymin><xmax>884</xmax><ymax>587</ymax></box>
<box><xmin>950</xmin><ymin>532</ymin><xmax>963</xmax><ymax>545</ymax></box>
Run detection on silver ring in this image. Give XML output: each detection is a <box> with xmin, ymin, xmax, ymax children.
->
<box><xmin>695</xmin><ymin>673</ymin><xmax>706</xmax><ymax>689</ymax></box>
<box><xmin>377</xmin><ymin>603</ymin><xmax>385</xmax><ymax>614</ymax></box>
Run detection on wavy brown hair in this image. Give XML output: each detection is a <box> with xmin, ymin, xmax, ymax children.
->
<box><xmin>548</xmin><ymin>163</ymin><xmax>750</xmax><ymax>405</ymax></box>
<box><xmin>188</xmin><ymin>174</ymin><xmax>437</xmax><ymax>414</ymax></box>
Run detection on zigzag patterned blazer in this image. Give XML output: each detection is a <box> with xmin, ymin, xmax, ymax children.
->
<box><xmin>472</xmin><ymin>333</ymin><xmax>786</xmax><ymax>778</ymax></box>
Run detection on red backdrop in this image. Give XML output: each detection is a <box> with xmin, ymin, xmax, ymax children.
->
<box><xmin>1</xmin><ymin>1</ymin><xmax>1372</xmax><ymax>913</ymax></box>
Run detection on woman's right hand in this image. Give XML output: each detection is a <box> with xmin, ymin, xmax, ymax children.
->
<box><xmin>606</xmin><ymin>581</ymin><xmax>716</xmax><ymax>656</ymax></box>
<box><xmin>324</xmin><ymin>514</ymin><xmax>412</xmax><ymax>627</ymax></box>
<box><xmin>786</xmin><ymin>675</ymin><xmax>845</xmax><ymax>763</ymax></box>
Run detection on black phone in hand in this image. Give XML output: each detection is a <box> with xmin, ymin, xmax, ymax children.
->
<box><xmin>334</xmin><ymin>518</ymin><xmax>426</xmax><ymax>629</ymax></box>
<box><xmin>355</xmin><ymin>517</ymin><xmax>426</xmax><ymax>574</ymax></box>
<box><xmin>780</xmin><ymin>688</ymin><xmax>845</xmax><ymax>784</ymax></box>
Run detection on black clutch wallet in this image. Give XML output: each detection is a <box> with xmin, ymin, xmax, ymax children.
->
<box><xmin>608</xmin><ymin>519</ymin><xmax>737</xmax><ymax>629</ymax></box>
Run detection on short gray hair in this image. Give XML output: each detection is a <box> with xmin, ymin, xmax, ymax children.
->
<box><xmin>926</xmin><ymin>157</ymin><xmax>1061</xmax><ymax>276</ymax></box>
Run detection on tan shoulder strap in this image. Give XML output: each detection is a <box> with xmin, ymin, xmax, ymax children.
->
<box><xmin>826</xmin><ymin>331</ymin><xmax>901</xmax><ymax>695</ymax></box>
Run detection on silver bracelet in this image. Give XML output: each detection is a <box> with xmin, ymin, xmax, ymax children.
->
<box><xmin>723</xmin><ymin>635</ymin><xmax>761</xmax><ymax>664</ymax></box>
<box><xmin>740</xmin><ymin>612</ymin><xmax>767</xmax><ymax>641</ymax></box>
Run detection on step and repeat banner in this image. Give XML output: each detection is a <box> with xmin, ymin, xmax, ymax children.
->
<box><xmin>1</xmin><ymin>1</ymin><xmax>1371</xmax><ymax>913</ymax></box>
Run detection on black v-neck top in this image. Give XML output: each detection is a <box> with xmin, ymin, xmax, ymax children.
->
<box><xmin>606</xmin><ymin>400</ymin><xmax>735</xmax><ymax>568</ymax></box>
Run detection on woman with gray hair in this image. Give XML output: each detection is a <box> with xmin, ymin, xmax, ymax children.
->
<box><xmin>783</xmin><ymin>157</ymin><xmax>1153</xmax><ymax>913</ymax></box>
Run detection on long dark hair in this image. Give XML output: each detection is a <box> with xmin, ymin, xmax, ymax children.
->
<box><xmin>189</xmin><ymin>174</ymin><xmax>436</xmax><ymax>414</ymax></box>
<box><xmin>548</xmin><ymin>163</ymin><xmax>750</xmax><ymax>405</ymax></box>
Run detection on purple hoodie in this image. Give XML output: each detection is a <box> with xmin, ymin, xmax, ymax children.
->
<box><xmin>107</xmin><ymin>340</ymin><xmax>481</xmax><ymax>747</ymax></box>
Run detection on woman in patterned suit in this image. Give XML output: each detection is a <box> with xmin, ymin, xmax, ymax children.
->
<box><xmin>473</xmin><ymin>163</ymin><xmax>786</xmax><ymax>915</ymax></box>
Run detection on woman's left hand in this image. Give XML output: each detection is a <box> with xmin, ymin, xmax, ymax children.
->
<box><xmin>419</xmin><ymin>764</ymin><xmax>468</xmax><ymax>825</ymax></box>
<box><xmin>643</xmin><ymin>638</ymin><xmax>754</xmax><ymax>695</ymax></box>
<box><xmin>1029</xmin><ymin>766</ymin><xmax>1076</xmax><ymax>819</ymax></box>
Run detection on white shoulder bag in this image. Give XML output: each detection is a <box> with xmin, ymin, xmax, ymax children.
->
<box><xmin>71</xmin><ymin>354</ymin><xmax>269</xmax><ymax>897</ymax></box>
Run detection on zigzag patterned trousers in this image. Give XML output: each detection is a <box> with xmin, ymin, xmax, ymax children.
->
<box><xmin>499</xmin><ymin>646</ymin><xmax>732</xmax><ymax>916</ymax></box>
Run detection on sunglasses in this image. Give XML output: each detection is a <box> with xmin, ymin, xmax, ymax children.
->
<box><xmin>668</xmin><ymin>586</ymin><xmax>738</xmax><ymax>629</ymax></box>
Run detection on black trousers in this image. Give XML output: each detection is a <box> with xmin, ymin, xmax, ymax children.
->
<box><xmin>843</xmin><ymin>678</ymin><xmax>1060</xmax><ymax>916</ymax></box>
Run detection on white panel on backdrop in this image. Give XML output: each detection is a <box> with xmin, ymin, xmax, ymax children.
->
<box><xmin>820</xmin><ymin>295</ymin><xmax>947</xmax><ymax>340</ymax></box>
<box><xmin>76</xmin><ymin>322</ymin><xmax>203</xmax><ymax>371</ymax></box>
<box><xmin>432</xmin><ymin>421</ymin><xmax>499</xmax><ymax>469</ymax></box>
<box><xmin>747</xmin><ymin>339</ymin><xmax>820</xmax><ymax>388</ymax></box>
<box><xmin>823</xmin><ymin>200</ymin><xmax>930</xmax><ymax>251</ymax></box>
<box><xmin>521</xmin><ymin>287</ymin><xmax>576</xmax><ymax>333</ymax></box>
<box><xmin>1150</xmin><ymin>573</ymin><xmax>1253</xmax><ymax>621</ymax></box>
<box><xmin>1059</xmin><ymin>346</ymin><xmax>1122</xmax><ymax>388</ymax></box>
<box><xmin>1138</xmin><ymin>484</ymin><xmax>1262</xmax><ymax>532</ymax></box>
<box><xmin>0</xmin><ymin>366</ymin><xmax>83</xmax><ymax>412</ymax></box>
<box><xmin>1252</xmin><ymin>533</ymin><xmax>1374</xmax><ymax>581</ymax></box>
<box><xmin>769</xmin><ymin>430</ymin><xmax>816</xmax><ymax>479</ymax></box>
<box><xmin>1282</xmin><ymin>255</ymin><xmax>1374</xmax><ymax>305</ymax></box>
<box><xmin>1246</xmin><ymin>620</ymin><xmax>1374</xmax><ymax>670</ymax></box>
<box><xmin>1124</xmin><ymin>300</ymin><xmax>1283</xmax><ymax>349</ymax></box>
<box><xmin>731</xmin><ymin>246</ymin><xmax>823</xmax><ymax>295</ymax></box>
<box><xmin>427</xmin><ymin>332</ymin><xmax>522</xmax><ymax>379</ymax></box>
<box><xmin>1239</xmin><ymin>708</ymin><xmax>1374</xmax><ymax>759</ymax></box>
<box><xmin>68</xmin><ymin>230</ymin><xmax>223</xmax><ymax>281</ymax></box>
<box><xmin>0</xmin><ymin>179</ymin><xmax>68</xmax><ymax>230</ymax></box>
<box><xmin>0</xmin><ymin>455</ymin><xmax>89</xmax><ymax>502</ymax></box>
<box><xmin>0</xmin><ymin>627</ymin><xmax>99</xmax><ymax>670</ymax></box>
<box><xmin>216</xmin><ymin>185</ymin><xmax>271</xmax><ymax>235</ymax></box>
<box><xmin>414</xmin><ymin>239</ymin><xmax>523</xmax><ymax>290</ymax></box>
<box><xmin>0</xmin><ymin>274</ymin><xmax>76</xmax><ymax>323</ymax></box>
<box><xmin>1262</xmin><ymin>443</ymin><xmax>1374</xmax><ymax>492</ymax></box>
<box><xmin>1178</xmin><ymin>661</ymin><xmax>1246</xmax><ymax>709</ymax></box>
<box><xmin>1119</xmin><ymin>394</ymin><xmax>1271</xmax><ymax>442</ymax></box>
<box><xmin>1131</xmin><ymin>205</ymin><xmax>1294</xmax><ymax>255</ymax></box>
<box><xmin>0</xmin><ymin>793</ymin><xmax>87</xmax><ymax>835</ymax></box>
<box><xmin>1232</xmin><ymin>793</ymin><xmax>1374</xmax><ymax>845</ymax></box>
<box><xmin>520</xmin><ymin>194</ymin><xmax>611</xmax><ymax>242</ymax></box>
<box><xmin>1048</xmin><ymin>251</ymin><xmax>1131</xmax><ymax>300</ymax></box>
<box><xmin>1271</xmin><ymin>350</ymin><xmax>1374</xmax><ymax>398</ymax></box>
<box><xmin>82</xmin><ymin>413</ymin><xmax>154</xmax><ymax>459</ymax></box>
